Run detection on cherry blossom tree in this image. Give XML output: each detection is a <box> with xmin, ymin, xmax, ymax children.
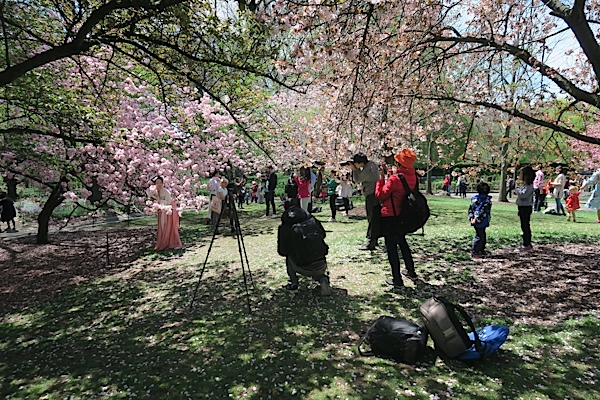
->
<box><xmin>1</xmin><ymin>56</ymin><xmax>266</xmax><ymax>244</ymax></box>
<box><xmin>570</xmin><ymin>123</ymin><xmax>600</xmax><ymax>169</ymax></box>
<box><xmin>267</xmin><ymin>0</ymin><xmax>600</xmax><ymax>155</ymax></box>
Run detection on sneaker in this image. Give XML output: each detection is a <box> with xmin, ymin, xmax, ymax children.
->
<box><xmin>283</xmin><ymin>283</ymin><xmax>299</xmax><ymax>293</ymax></box>
<box><xmin>385</xmin><ymin>278</ymin><xmax>404</xmax><ymax>288</ymax></box>
<box><xmin>271</xmin><ymin>214</ymin><xmax>278</xmax><ymax>218</ymax></box>
<box><xmin>260</xmin><ymin>214</ymin><xmax>269</xmax><ymax>218</ymax></box>
<box><xmin>519</xmin><ymin>245</ymin><xmax>533</xmax><ymax>252</ymax></box>
<box><xmin>472</xmin><ymin>253</ymin><xmax>482</xmax><ymax>259</ymax></box>
<box><xmin>359</xmin><ymin>241</ymin><xmax>376</xmax><ymax>251</ymax></box>
<box><xmin>320</xmin><ymin>277</ymin><xmax>332</xmax><ymax>296</ymax></box>
<box><xmin>328</xmin><ymin>217</ymin><xmax>336</xmax><ymax>222</ymax></box>
<box><xmin>403</xmin><ymin>271</ymin><xmax>418</xmax><ymax>279</ymax></box>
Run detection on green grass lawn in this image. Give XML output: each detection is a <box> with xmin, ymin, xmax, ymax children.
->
<box><xmin>1</xmin><ymin>196</ymin><xmax>599</xmax><ymax>399</ymax></box>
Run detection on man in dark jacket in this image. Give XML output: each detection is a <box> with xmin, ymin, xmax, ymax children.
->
<box><xmin>264</xmin><ymin>165</ymin><xmax>278</xmax><ymax>218</ymax></box>
<box><xmin>277</xmin><ymin>204</ymin><xmax>332</xmax><ymax>295</ymax></box>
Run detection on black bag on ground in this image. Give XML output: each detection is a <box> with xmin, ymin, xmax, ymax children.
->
<box><xmin>358</xmin><ymin>316</ymin><xmax>428</xmax><ymax>364</ymax></box>
<box><xmin>397</xmin><ymin>173</ymin><xmax>430</xmax><ymax>234</ymax></box>
<box><xmin>289</xmin><ymin>217</ymin><xmax>328</xmax><ymax>267</ymax></box>
<box><xmin>419</xmin><ymin>297</ymin><xmax>483</xmax><ymax>359</ymax></box>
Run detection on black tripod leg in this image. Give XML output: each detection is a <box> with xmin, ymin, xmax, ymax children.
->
<box><xmin>228</xmin><ymin>196</ymin><xmax>254</xmax><ymax>313</ymax></box>
<box><xmin>189</xmin><ymin>208</ymin><xmax>223</xmax><ymax>310</ymax></box>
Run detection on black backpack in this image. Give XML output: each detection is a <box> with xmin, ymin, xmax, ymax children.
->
<box><xmin>358</xmin><ymin>316</ymin><xmax>429</xmax><ymax>364</ymax></box>
<box><xmin>285</xmin><ymin>177</ymin><xmax>298</xmax><ymax>199</ymax></box>
<box><xmin>397</xmin><ymin>173</ymin><xmax>430</xmax><ymax>234</ymax></box>
<box><xmin>289</xmin><ymin>217</ymin><xmax>328</xmax><ymax>267</ymax></box>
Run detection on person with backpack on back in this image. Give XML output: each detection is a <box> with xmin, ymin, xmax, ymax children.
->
<box><xmin>277</xmin><ymin>202</ymin><xmax>332</xmax><ymax>295</ymax></box>
<box><xmin>468</xmin><ymin>181</ymin><xmax>492</xmax><ymax>259</ymax></box>
<box><xmin>375</xmin><ymin>148</ymin><xmax>419</xmax><ymax>289</ymax></box>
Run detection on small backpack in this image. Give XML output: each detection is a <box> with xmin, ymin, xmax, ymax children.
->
<box><xmin>289</xmin><ymin>217</ymin><xmax>328</xmax><ymax>267</ymax></box>
<box><xmin>358</xmin><ymin>316</ymin><xmax>428</xmax><ymax>364</ymax></box>
<box><xmin>397</xmin><ymin>173</ymin><xmax>430</xmax><ymax>234</ymax></box>
<box><xmin>419</xmin><ymin>297</ymin><xmax>483</xmax><ymax>359</ymax></box>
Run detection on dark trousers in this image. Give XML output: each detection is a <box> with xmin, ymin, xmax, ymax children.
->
<box><xmin>265</xmin><ymin>191</ymin><xmax>276</xmax><ymax>215</ymax></box>
<box><xmin>518</xmin><ymin>205</ymin><xmax>532</xmax><ymax>247</ymax></box>
<box><xmin>534</xmin><ymin>188</ymin><xmax>544</xmax><ymax>211</ymax></box>
<box><xmin>286</xmin><ymin>257</ymin><xmax>327</xmax><ymax>285</ymax></box>
<box><xmin>473</xmin><ymin>227</ymin><xmax>487</xmax><ymax>255</ymax></box>
<box><xmin>342</xmin><ymin>197</ymin><xmax>350</xmax><ymax>212</ymax></box>
<box><xmin>365</xmin><ymin>193</ymin><xmax>377</xmax><ymax>242</ymax></box>
<box><xmin>329</xmin><ymin>194</ymin><xmax>337</xmax><ymax>219</ymax></box>
<box><xmin>384</xmin><ymin>229</ymin><xmax>414</xmax><ymax>285</ymax></box>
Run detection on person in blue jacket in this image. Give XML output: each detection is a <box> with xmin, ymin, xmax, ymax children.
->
<box><xmin>468</xmin><ymin>182</ymin><xmax>492</xmax><ymax>259</ymax></box>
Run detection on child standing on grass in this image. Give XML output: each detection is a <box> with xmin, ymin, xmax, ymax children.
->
<box><xmin>565</xmin><ymin>186</ymin><xmax>581</xmax><ymax>222</ymax></box>
<box><xmin>468</xmin><ymin>182</ymin><xmax>492</xmax><ymax>259</ymax></box>
<box><xmin>516</xmin><ymin>166</ymin><xmax>535</xmax><ymax>252</ymax></box>
<box><xmin>326</xmin><ymin>170</ymin><xmax>339</xmax><ymax>222</ymax></box>
<box><xmin>336</xmin><ymin>173</ymin><xmax>353</xmax><ymax>216</ymax></box>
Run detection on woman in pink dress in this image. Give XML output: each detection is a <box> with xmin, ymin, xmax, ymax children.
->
<box><xmin>148</xmin><ymin>177</ymin><xmax>182</xmax><ymax>251</ymax></box>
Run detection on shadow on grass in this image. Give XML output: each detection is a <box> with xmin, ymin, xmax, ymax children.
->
<box><xmin>1</xmin><ymin>256</ymin><xmax>598</xmax><ymax>399</ymax></box>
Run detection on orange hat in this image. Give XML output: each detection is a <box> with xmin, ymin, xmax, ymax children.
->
<box><xmin>394</xmin><ymin>149</ymin><xmax>417</xmax><ymax>168</ymax></box>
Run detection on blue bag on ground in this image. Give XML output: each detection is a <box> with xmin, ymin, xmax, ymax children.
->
<box><xmin>456</xmin><ymin>325</ymin><xmax>509</xmax><ymax>360</ymax></box>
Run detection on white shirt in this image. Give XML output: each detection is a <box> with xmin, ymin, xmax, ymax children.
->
<box><xmin>208</xmin><ymin>176</ymin><xmax>221</xmax><ymax>196</ymax></box>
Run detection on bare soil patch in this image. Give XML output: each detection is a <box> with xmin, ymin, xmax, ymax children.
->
<box><xmin>0</xmin><ymin>226</ymin><xmax>155</xmax><ymax>315</ymax></box>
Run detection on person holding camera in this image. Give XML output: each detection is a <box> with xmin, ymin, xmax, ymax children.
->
<box><xmin>375</xmin><ymin>149</ymin><xmax>418</xmax><ymax>288</ymax></box>
<box><xmin>277</xmin><ymin>202</ymin><xmax>332</xmax><ymax>295</ymax></box>
<box><xmin>348</xmin><ymin>153</ymin><xmax>380</xmax><ymax>250</ymax></box>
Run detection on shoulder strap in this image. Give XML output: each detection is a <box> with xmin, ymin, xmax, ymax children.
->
<box><xmin>397</xmin><ymin>173</ymin><xmax>412</xmax><ymax>193</ymax></box>
<box><xmin>435</xmin><ymin>296</ymin><xmax>483</xmax><ymax>355</ymax></box>
<box><xmin>357</xmin><ymin>333</ymin><xmax>375</xmax><ymax>357</ymax></box>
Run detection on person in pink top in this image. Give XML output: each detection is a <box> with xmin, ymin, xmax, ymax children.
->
<box><xmin>565</xmin><ymin>185</ymin><xmax>581</xmax><ymax>222</ymax></box>
<box><xmin>375</xmin><ymin>149</ymin><xmax>419</xmax><ymax>288</ymax></box>
<box><xmin>533</xmin><ymin>166</ymin><xmax>545</xmax><ymax>212</ymax></box>
<box><xmin>148</xmin><ymin>176</ymin><xmax>182</xmax><ymax>251</ymax></box>
<box><xmin>293</xmin><ymin>166</ymin><xmax>312</xmax><ymax>212</ymax></box>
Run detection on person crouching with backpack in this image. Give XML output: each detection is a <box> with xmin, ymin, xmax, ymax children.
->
<box><xmin>375</xmin><ymin>148</ymin><xmax>419</xmax><ymax>289</ymax></box>
<box><xmin>277</xmin><ymin>202</ymin><xmax>332</xmax><ymax>295</ymax></box>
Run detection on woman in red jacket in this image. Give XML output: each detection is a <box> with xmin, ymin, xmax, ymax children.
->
<box><xmin>293</xmin><ymin>166</ymin><xmax>312</xmax><ymax>212</ymax></box>
<box><xmin>375</xmin><ymin>149</ymin><xmax>418</xmax><ymax>288</ymax></box>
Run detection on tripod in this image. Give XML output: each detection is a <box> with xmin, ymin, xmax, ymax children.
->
<box><xmin>189</xmin><ymin>190</ymin><xmax>256</xmax><ymax>313</ymax></box>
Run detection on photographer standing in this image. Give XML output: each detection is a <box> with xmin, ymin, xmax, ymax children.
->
<box><xmin>349</xmin><ymin>153</ymin><xmax>380</xmax><ymax>250</ymax></box>
<box><xmin>264</xmin><ymin>165</ymin><xmax>278</xmax><ymax>218</ymax></box>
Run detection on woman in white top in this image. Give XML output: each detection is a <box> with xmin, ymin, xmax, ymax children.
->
<box><xmin>551</xmin><ymin>166</ymin><xmax>566</xmax><ymax>215</ymax></box>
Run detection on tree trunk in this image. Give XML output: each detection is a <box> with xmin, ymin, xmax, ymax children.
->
<box><xmin>426</xmin><ymin>140</ymin><xmax>434</xmax><ymax>195</ymax></box>
<box><xmin>36</xmin><ymin>182</ymin><xmax>65</xmax><ymax>244</ymax></box>
<box><xmin>498</xmin><ymin>124</ymin><xmax>511</xmax><ymax>202</ymax></box>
